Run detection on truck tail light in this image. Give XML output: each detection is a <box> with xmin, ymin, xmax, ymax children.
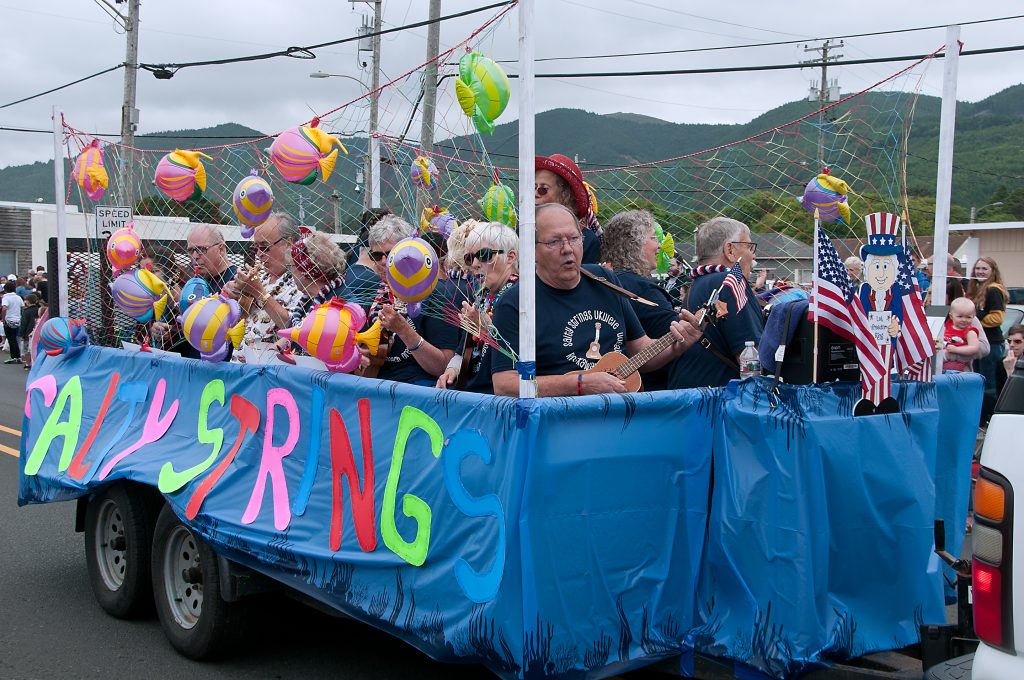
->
<box><xmin>972</xmin><ymin>467</ymin><xmax>1015</xmax><ymax>654</ymax></box>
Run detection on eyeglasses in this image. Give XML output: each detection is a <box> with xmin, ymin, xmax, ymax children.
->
<box><xmin>369</xmin><ymin>250</ymin><xmax>390</xmax><ymax>262</ymax></box>
<box><xmin>464</xmin><ymin>248</ymin><xmax>506</xmax><ymax>266</ymax></box>
<box><xmin>536</xmin><ymin>235</ymin><xmax>583</xmax><ymax>250</ymax></box>
<box><xmin>1010</xmin><ymin>337</ymin><xmax>1024</xmax><ymax>345</ymax></box>
<box><xmin>535</xmin><ymin>183</ymin><xmax>552</xmax><ymax>197</ymax></box>
<box><xmin>254</xmin><ymin>236</ymin><xmax>285</xmax><ymax>253</ymax></box>
<box><xmin>187</xmin><ymin>244</ymin><xmax>217</xmax><ymax>255</ymax></box>
<box><xmin>730</xmin><ymin>240</ymin><xmax>758</xmax><ymax>253</ymax></box>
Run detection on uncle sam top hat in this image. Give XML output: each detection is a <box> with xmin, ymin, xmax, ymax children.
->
<box><xmin>860</xmin><ymin>211</ymin><xmax>903</xmax><ymax>259</ymax></box>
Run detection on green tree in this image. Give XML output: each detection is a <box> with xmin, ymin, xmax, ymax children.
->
<box><xmin>135</xmin><ymin>195</ymin><xmax>231</xmax><ymax>225</ymax></box>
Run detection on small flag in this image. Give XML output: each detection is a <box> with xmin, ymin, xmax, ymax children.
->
<box><xmin>722</xmin><ymin>261</ymin><xmax>748</xmax><ymax>312</ymax></box>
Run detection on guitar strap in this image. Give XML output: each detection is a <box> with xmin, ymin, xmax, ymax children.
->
<box><xmin>698</xmin><ymin>335</ymin><xmax>740</xmax><ymax>373</ymax></box>
<box><xmin>579</xmin><ymin>268</ymin><xmax>658</xmax><ymax>307</ymax></box>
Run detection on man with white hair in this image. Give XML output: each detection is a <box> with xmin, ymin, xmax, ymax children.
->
<box><xmin>667</xmin><ymin>216</ymin><xmax>764</xmax><ymax>389</ymax></box>
<box><xmin>187</xmin><ymin>224</ymin><xmax>236</xmax><ymax>293</ymax></box>
<box><xmin>489</xmin><ymin>204</ymin><xmax>703</xmax><ymax>396</ymax></box>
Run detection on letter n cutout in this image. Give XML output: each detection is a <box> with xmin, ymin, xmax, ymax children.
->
<box><xmin>329</xmin><ymin>400</ymin><xmax>376</xmax><ymax>552</ymax></box>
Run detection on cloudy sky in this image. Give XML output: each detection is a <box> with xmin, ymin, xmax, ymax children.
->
<box><xmin>1</xmin><ymin>0</ymin><xmax>1022</xmax><ymax>169</ymax></box>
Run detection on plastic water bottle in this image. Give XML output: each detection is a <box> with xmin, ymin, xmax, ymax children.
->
<box><xmin>739</xmin><ymin>341</ymin><xmax>760</xmax><ymax>380</ymax></box>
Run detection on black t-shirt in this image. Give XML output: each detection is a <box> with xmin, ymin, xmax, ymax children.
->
<box><xmin>377</xmin><ymin>279</ymin><xmax>463</xmax><ymax>385</ymax></box>
<box><xmin>207</xmin><ymin>265</ymin><xmax>238</xmax><ymax>294</ymax></box>
<box><xmin>581</xmin><ymin>229</ymin><xmax>601</xmax><ymax>265</ymax></box>
<box><xmin>490</xmin><ymin>265</ymin><xmax>645</xmax><ymax>377</ymax></box>
<box><xmin>667</xmin><ymin>270</ymin><xmax>764</xmax><ymax>389</ymax></box>
<box><xmin>614</xmin><ymin>270</ymin><xmax>678</xmax><ymax>390</ymax></box>
<box><xmin>35</xmin><ymin>279</ymin><xmax>49</xmax><ymax>304</ymax></box>
<box><xmin>461</xmin><ymin>279</ymin><xmax>516</xmax><ymax>394</ymax></box>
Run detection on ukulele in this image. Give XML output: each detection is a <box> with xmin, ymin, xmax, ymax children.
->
<box><xmin>574</xmin><ymin>288</ymin><xmax>728</xmax><ymax>393</ymax></box>
<box><xmin>362</xmin><ymin>297</ymin><xmax>402</xmax><ymax>379</ymax></box>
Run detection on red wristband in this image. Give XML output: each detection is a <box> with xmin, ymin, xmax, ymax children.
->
<box><xmin>577</xmin><ymin>373</ymin><xmax>584</xmax><ymax>396</ymax></box>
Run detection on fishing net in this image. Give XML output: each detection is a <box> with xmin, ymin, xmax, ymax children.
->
<box><xmin>54</xmin><ymin>2</ymin><xmax>944</xmax><ymax>359</ymax></box>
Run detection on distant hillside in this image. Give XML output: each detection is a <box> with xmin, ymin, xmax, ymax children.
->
<box><xmin>4</xmin><ymin>86</ymin><xmax>1024</xmax><ymax>219</ymax></box>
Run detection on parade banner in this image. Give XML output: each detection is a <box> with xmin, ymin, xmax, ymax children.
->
<box><xmin>687</xmin><ymin>374</ymin><xmax>983</xmax><ymax>678</ymax></box>
<box><xmin>18</xmin><ymin>347</ymin><xmax>714</xmax><ymax>678</ymax></box>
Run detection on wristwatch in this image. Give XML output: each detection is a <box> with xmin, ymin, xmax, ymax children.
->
<box><xmin>257</xmin><ymin>291</ymin><xmax>271</xmax><ymax>309</ymax></box>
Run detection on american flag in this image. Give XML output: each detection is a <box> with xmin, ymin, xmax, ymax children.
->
<box><xmin>722</xmin><ymin>261</ymin><xmax>748</xmax><ymax>312</ymax></box>
<box><xmin>895</xmin><ymin>243</ymin><xmax>935</xmax><ymax>372</ymax></box>
<box><xmin>807</xmin><ymin>226</ymin><xmax>855</xmax><ymax>339</ymax></box>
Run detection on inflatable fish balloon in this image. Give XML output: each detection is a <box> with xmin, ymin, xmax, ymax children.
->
<box><xmin>155</xmin><ymin>149</ymin><xmax>213</xmax><ymax>202</ymax></box>
<box><xmin>73</xmin><ymin>139</ymin><xmax>108</xmax><ymax>202</ymax></box>
<box><xmin>37</xmin><ymin>317</ymin><xmax>88</xmax><ymax>357</ymax></box>
<box><xmin>455</xmin><ymin>51</ymin><xmax>510</xmax><ymax>135</ymax></box>
<box><xmin>410</xmin><ymin>155</ymin><xmax>439</xmax><ymax>190</ymax></box>
<box><xmin>480</xmin><ymin>184</ymin><xmax>517</xmax><ymax>228</ymax></box>
<box><xmin>106</xmin><ymin>222</ymin><xmax>143</xmax><ymax>274</ymax></box>
<box><xmin>800</xmin><ymin>173</ymin><xmax>851</xmax><ymax>224</ymax></box>
<box><xmin>111</xmin><ymin>269</ymin><xmax>169</xmax><ymax>323</ymax></box>
<box><xmin>654</xmin><ymin>223</ymin><xmax>675</xmax><ymax>276</ymax></box>
<box><xmin>233</xmin><ymin>171</ymin><xmax>275</xmax><ymax>230</ymax></box>
<box><xmin>178</xmin><ymin>276</ymin><xmax>212</xmax><ymax>314</ymax></box>
<box><xmin>270</xmin><ymin>125</ymin><xmax>348</xmax><ymax>185</ymax></box>
<box><xmin>385</xmin><ymin>237</ymin><xmax>440</xmax><ymax>303</ymax></box>
<box><xmin>420</xmin><ymin>204</ymin><xmax>457</xmax><ymax>238</ymax></box>
<box><xmin>277</xmin><ymin>298</ymin><xmax>381</xmax><ymax>373</ymax></box>
<box><xmin>178</xmin><ymin>294</ymin><xmax>245</xmax><ymax>362</ymax></box>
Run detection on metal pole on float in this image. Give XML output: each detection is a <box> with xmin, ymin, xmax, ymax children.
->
<box><xmin>52</xmin><ymin>106</ymin><xmax>69</xmax><ymax>318</ymax></box>
<box><xmin>369</xmin><ymin>0</ymin><xmax>382</xmax><ymax>210</ymax></box>
<box><xmin>931</xmin><ymin>25</ymin><xmax>961</xmax><ymax>312</ymax></box>
<box><xmin>517</xmin><ymin>0</ymin><xmax>536</xmax><ymax>398</ymax></box>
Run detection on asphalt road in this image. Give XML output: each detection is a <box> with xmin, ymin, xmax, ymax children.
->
<box><xmin>0</xmin><ymin>363</ymin><xmax>489</xmax><ymax>680</ymax></box>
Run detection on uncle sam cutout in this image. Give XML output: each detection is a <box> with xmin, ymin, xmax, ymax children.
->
<box><xmin>852</xmin><ymin>212</ymin><xmax>904</xmax><ymax>417</ymax></box>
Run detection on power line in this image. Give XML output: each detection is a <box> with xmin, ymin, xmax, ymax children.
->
<box><xmin>138</xmin><ymin>0</ymin><xmax>515</xmax><ymax>77</ymax></box>
<box><xmin>492</xmin><ymin>13</ymin><xmax>1024</xmax><ymax>64</ymax></box>
<box><xmin>0</xmin><ymin>63</ymin><xmax>124</xmax><ymax>110</ymax></box>
<box><xmin>508</xmin><ymin>44</ymin><xmax>1024</xmax><ymax>79</ymax></box>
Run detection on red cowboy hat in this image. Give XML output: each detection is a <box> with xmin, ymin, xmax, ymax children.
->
<box><xmin>535</xmin><ymin>153</ymin><xmax>590</xmax><ymax>220</ymax></box>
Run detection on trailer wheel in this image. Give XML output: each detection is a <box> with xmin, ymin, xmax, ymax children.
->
<box><xmin>151</xmin><ymin>504</ymin><xmax>242</xmax><ymax>660</ymax></box>
<box><xmin>924</xmin><ymin>653</ymin><xmax>974</xmax><ymax>679</ymax></box>
<box><xmin>84</xmin><ymin>484</ymin><xmax>155</xmax><ymax>618</ymax></box>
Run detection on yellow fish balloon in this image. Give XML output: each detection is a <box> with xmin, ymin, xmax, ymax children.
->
<box><xmin>455</xmin><ymin>51</ymin><xmax>510</xmax><ymax>135</ymax></box>
<box><xmin>270</xmin><ymin>125</ymin><xmax>348</xmax><ymax>185</ymax></box>
<box><xmin>155</xmin><ymin>149</ymin><xmax>213</xmax><ymax>202</ymax></box>
<box><xmin>73</xmin><ymin>139</ymin><xmax>109</xmax><ymax>202</ymax></box>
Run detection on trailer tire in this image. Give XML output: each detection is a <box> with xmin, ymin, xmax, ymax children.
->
<box><xmin>151</xmin><ymin>504</ymin><xmax>243</xmax><ymax>659</ymax></box>
<box><xmin>924</xmin><ymin>653</ymin><xmax>974</xmax><ymax>679</ymax></box>
<box><xmin>84</xmin><ymin>484</ymin><xmax>155</xmax><ymax>618</ymax></box>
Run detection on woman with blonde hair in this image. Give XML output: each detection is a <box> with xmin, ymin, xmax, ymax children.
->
<box><xmin>436</xmin><ymin>221</ymin><xmax>519</xmax><ymax>393</ymax></box>
<box><xmin>967</xmin><ymin>255</ymin><xmax>1009</xmax><ymax>424</ymax></box>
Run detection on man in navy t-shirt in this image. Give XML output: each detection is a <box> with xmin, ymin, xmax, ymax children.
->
<box><xmin>490</xmin><ymin>204</ymin><xmax>703</xmax><ymax>396</ymax></box>
<box><xmin>667</xmin><ymin>216</ymin><xmax>764</xmax><ymax>389</ymax></box>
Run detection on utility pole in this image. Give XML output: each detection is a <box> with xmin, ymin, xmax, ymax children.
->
<box><xmin>802</xmin><ymin>39</ymin><xmax>843</xmax><ymax>169</ymax></box>
<box><xmin>417</xmin><ymin>0</ymin><xmax>442</xmax><ymax>222</ymax></box>
<box><xmin>120</xmin><ymin>0</ymin><xmax>140</xmax><ymax>207</ymax></box>
<box><xmin>369</xmin><ymin>0</ymin><xmax>382</xmax><ymax>210</ymax></box>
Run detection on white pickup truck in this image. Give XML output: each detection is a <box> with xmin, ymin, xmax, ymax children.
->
<box><xmin>927</xmin><ymin>355</ymin><xmax>1024</xmax><ymax>679</ymax></box>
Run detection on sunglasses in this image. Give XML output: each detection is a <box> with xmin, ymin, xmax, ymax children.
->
<box><xmin>254</xmin><ymin>236</ymin><xmax>285</xmax><ymax>253</ymax></box>
<box><xmin>535</xmin><ymin>183</ymin><xmax>552</xmax><ymax>197</ymax></box>
<box><xmin>370</xmin><ymin>250</ymin><xmax>390</xmax><ymax>262</ymax></box>
<box><xmin>464</xmin><ymin>248</ymin><xmax>506</xmax><ymax>266</ymax></box>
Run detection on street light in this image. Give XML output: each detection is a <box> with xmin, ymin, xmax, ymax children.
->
<box><xmin>970</xmin><ymin>201</ymin><xmax>1004</xmax><ymax>223</ymax></box>
<box><xmin>309</xmin><ymin>71</ymin><xmax>376</xmax><ymax>211</ymax></box>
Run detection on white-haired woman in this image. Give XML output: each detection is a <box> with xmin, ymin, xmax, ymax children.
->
<box><xmin>436</xmin><ymin>221</ymin><xmax>519</xmax><ymax>393</ymax></box>
<box><xmin>286</xmin><ymin>230</ymin><xmax>348</xmax><ymax>327</ymax></box>
<box><xmin>364</xmin><ymin>215</ymin><xmax>462</xmax><ymax>386</ymax></box>
<box><xmin>600</xmin><ymin>209</ymin><xmax>679</xmax><ymax>389</ymax></box>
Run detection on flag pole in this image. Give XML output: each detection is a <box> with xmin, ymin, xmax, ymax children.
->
<box><xmin>812</xmin><ymin>208</ymin><xmax>821</xmax><ymax>384</ymax></box>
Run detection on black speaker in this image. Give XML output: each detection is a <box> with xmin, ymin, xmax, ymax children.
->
<box><xmin>779</xmin><ymin>315</ymin><xmax>860</xmax><ymax>384</ymax></box>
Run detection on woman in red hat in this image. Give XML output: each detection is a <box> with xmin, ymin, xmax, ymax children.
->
<box><xmin>535</xmin><ymin>153</ymin><xmax>601</xmax><ymax>264</ymax></box>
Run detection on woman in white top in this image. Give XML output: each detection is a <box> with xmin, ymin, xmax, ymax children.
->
<box><xmin>2</xmin><ymin>281</ymin><xmax>24</xmax><ymax>363</ymax></box>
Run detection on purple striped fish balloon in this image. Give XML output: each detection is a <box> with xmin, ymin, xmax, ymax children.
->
<box><xmin>155</xmin><ymin>149</ymin><xmax>213</xmax><ymax>202</ymax></box>
<box><xmin>385</xmin><ymin>237</ymin><xmax>439</xmax><ymax>303</ymax></box>
<box><xmin>178</xmin><ymin>294</ymin><xmax>245</xmax><ymax>362</ymax></box>
<box><xmin>111</xmin><ymin>269</ymin><xmax>169</xmax><ymax>323</ymax></box>
<box><xmin>270</xmin><ymin>125</ymin><xmax>347</xmax><ymax>185</ymax></box>
<box><xmin>233</xmin><ymin>171</ymin><xmax>275</xmax><ymax>231</ymax></box>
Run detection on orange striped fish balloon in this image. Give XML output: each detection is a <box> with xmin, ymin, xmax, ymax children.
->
<box><xmin>73</xmin><ymin>139</ymin><xmax>109</xmax><ymax>202</ymax></box>
<box><xmin>277</xmin><ymin>298</ymin><xmax>380</xmax><ymax>373</ymax></box>
<box><xmin>155</xmin><ymin>149</ymin><xmax>213</xmax><ymax>202</ymax></box>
